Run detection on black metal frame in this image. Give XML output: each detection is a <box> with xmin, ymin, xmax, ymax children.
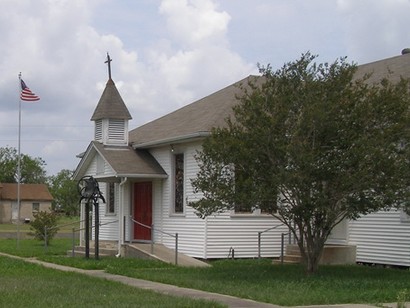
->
<box><xmin>78</xmin><ymin>176</ymin><xmax>105</xmax><ymax>259</ymax></box>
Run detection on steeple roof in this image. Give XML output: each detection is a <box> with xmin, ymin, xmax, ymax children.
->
<box><xmin>90</xmin><ymin>79</ymin><xmax>132</xmax><ymax>121</ymax></box>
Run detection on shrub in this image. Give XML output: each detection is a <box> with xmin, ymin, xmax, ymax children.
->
<box><xmin>30</xmin><ymin>211</ymin><xmax>60</xmax><ymax>245</ymax></box>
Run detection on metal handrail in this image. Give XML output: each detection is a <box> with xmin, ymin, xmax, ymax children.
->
<box><xmin>129</xmin><ymin>216</ymin><xmax>179</xmax><ymax>265</ymax></box>
<box><xmin>280</xmin><ymin>231</ymin><xmax>292</xmax><ymax>264</ymax></box>
<box><xmin>130</xmin><ymin>217</ymin><xmax>151</xmax><ymax>230</ymax></box>
<box><xmin>70</xmin><ymin>219</ymin><xmax>118</xmax><ymax>257</ymax></box>
<box><xmin>257</xmin><ymin>223</ymin><xmax>286</xmax><ymax>258</ymax></box>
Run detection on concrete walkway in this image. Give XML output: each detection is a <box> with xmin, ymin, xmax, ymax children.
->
<box><xmin>0</xmin><ymin>252</ymin><xmax>404</xmax><ymax>308</ymax></box>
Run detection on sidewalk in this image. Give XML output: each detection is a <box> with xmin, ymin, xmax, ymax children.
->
<box><xmin>0</xmin><ymin>252</ymin><xmax>402</xmax><ymax>308</ymax></box>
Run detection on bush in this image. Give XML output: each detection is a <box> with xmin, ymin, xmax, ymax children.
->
<box><xmin>30</xmin><ymin>211</ymin><xmax>60</xmax><ymax>245</ymax></box>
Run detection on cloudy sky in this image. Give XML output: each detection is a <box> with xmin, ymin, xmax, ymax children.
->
<box><xmin>0</xmin><ymin>0</ymin><xmax>409</xmax><ymax>176</ymax></box>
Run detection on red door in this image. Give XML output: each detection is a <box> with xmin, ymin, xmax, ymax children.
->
<box><xmin>133</xmin><ymin>182</ymin><xmax>152</xmax><ymax>241</ymax></box>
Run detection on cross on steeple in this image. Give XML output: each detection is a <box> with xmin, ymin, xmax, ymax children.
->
<box><xmin>105</xmin><ymin>52</ymin><xmax>112</xmax><ymax>80</ymax></box>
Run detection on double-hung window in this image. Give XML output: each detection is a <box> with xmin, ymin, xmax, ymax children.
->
<box><xmin>174</xmin><ymin>153</ymin><xmax>184</xmax><ymax>213</ymax></box>
<box><xmin>106</xmin><ymin>182</ymin><xmax>115</xmax><ymax>214</ymax></box>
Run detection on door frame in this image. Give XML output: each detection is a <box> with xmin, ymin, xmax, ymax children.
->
<box><xmin>132</xmin><ymin>182</ymin><xmax>153</xmax><ymax>242</ymax></box>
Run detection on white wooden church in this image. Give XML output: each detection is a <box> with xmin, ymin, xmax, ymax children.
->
<box><xmin>74</xmin><ymin>51</ymin><xmax>410</xmax><ymax>266</ymax></box>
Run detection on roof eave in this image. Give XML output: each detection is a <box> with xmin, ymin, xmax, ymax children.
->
<box><xmin>93</xmin><ymin>173</ymin><xmax>168</xmax><ymax>180</ymax></box>
<box><xmin>131</xmin><ymin>131</ymin><xmax>210</xmax><ymax>149</ymax></box>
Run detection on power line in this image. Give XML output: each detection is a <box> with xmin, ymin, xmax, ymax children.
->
<box><xmin>0</xmin><ymin>139</ymin><xmax>90</xmax><ymax>142</ymax></box>
<box><xmin>0</xmin><ymin>125</ymin><xmax>93</xmax><ymax>128</ymax></box>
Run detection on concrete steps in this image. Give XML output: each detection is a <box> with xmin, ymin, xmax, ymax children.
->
<box><xmin>67</xmin><ymin>241</ymin><xmax>118</xmax><ymax>258</ymax></box>
<box><xmin>274</xmin><ymin>244</ymin><xmax>357</xmax><ymax>265</ymax></box>
<box><xmin>273</xmin><ymin>244</ymin><xmax>302</xmax><ymax>264</ymax></box>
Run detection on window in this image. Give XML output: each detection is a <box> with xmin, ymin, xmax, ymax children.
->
<box><xmin>400</xmin><ymin>208</ymin><xmax>410</xmax><ymax>222</ymax></box>
<box><xmin>174</xmin><ymin>153</ymin><xmax>184</xmax><ymax>213</ymax></box>
<box><xmin>108</xmin><ymin>119</ymin><xmax>125</xmax><ymax>142</ymax></box>
<box><xmin>32</xmin><ymin>202</ymin><xmax>40</xmax><ymax>212</ymax></box>
<box><xmin>233</xmin><ymin>166</ymin><xmax>253</xmax><ymax>214</ymax></box>
<box><xmin>106</xmin><ymin>182</ymin><xmax>115</xmax><ymax>214</ymax></box>
<box><xmin>232</xmin><ymin>166</ymin><xmax>276</xmax><ymax>215</ymax></box>
<box><xmin>94</xmin><ymin>119</ymin><xmax>102</xmax><ymax>141</ymax></box>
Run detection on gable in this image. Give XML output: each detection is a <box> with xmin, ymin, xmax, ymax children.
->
<box><xmin>73</xmin><ymin>141</ymin><xmax>167</xmax><ymax>180</ymax></box>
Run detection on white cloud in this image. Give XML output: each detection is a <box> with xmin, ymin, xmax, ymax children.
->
<box><xmin>159</xmin><ymin>0</ymin><xmax>231</xmax><ymax>46</ymax></box>
<box><xmin>139</xmin><ymin>0</ymin><xmax>254</xmax><ymax>112</ymax></box>
<box><xmin>336</xmin><ymin>0</ymin><xmax>410</xmax><ymax>62</ymax></box>
<box><xmin>0</xmin><ymin>0</ymin><xmax>408</xmax><ymax>176</ymax></box>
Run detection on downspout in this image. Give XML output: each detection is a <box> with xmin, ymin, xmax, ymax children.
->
<box><xmin>117</xmin><ymin>177</ymin><xmax>128</xmax><ymax>257</ymax></box>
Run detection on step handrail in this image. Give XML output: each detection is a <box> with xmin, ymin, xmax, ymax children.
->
<box><xmin>280</xmin><ymin>231</ymin><xmax>292</xmax><ymax>264</ymax></box>
<box><xmin>257</xmin><ymin>223</ymin><xmax>287</xmax><ymax>258</ymax></box>
<box><xmin>129</xmin><ymin>216</ymin><xmax>179</xmax><ymax>265</ymax></box>
<box><xmin>70</xmin><ymin>219</ymin><xmax>118</xmax><ymax>257</ymax></box>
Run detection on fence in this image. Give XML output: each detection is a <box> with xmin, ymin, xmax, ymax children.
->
<box><xmin>43</xmin><ymin>219</ymin><xmax>83</xmax><ymax>252</ymax></box>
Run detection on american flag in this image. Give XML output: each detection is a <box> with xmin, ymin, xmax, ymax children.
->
<box><xmin>20</xmin><ymin>79</ymin><xmax>40</xmax><ymax>101</ymax></box>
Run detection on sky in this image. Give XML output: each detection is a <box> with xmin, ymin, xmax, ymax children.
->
<box><xmin>0</xmin><ymin>0</ymin><xmax>409</xmax><ymax>176</ymax></box>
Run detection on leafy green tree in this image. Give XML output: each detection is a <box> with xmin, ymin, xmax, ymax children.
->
<box><xmin>190</xmin><ymin>53</ymin><xmax>410</xmax><ymax>274</ymax></box>
<box><xmin>0</xmin><ymin>146</ymin><xmax>47</xmax><ymax>183</ymax></box>
<box><xmin>47</xmin><ymin>169</ymin><xmax>79</xmax><ymax>216</ymax></box>
<box><xmin>30</xmin><ymin>211</ymin><xmax>59</xmax><ymax>245</ymax></box>
<box><xmin>0</xmin><ymin>147</ymin><xmax>17</xmax><ymax>183</ymax></box>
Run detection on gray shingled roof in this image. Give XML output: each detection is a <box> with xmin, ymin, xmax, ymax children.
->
<box><xmin>129</xmin><ymin>53</ymin><xmax>410</xmax><ymax>149</ymax></box>
<box><xmin>92</xmin><ymin>142</ymin><xmax>166</xmax><ymax>177</ymax></box>
<box><xmin>91</xmin><ymin>79</ymin><xmax>132</xmax><ymax>121</ymax></box>
<box><xmin>354</xmin><ymin>52</ymin><xmax>410</xmax><ymax>84</ymax></box>
<box><xmin>129</xmin><ymin>75</ymin><xmax>260</xmax><ymax>147</ymax></box>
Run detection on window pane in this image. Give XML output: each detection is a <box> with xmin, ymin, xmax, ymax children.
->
<box><xmin>174</xmin><ymin>153</ymin><xmax>184</xmax><ymax>213</ymax></box>
<box><xmin>32</xmin><ymin>202</ymin><xmax>40</xmax><ymax>212</ymax></box>
<box><xmin>107</xmin><ymin>183</ymin><xmax>115</xmax><ymax>214</ymax></box>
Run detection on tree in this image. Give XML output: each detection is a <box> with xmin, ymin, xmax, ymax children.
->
<box><xmin>47</xmin><ymin>169</ymin><xmax>79</xmax><ymax>216</ymax></box>
<box><xmin>0</xmin><ymin>146</ymin><xmax>47</xmax><ymax>183</ymax></box>
<box><xmin>190</xmin><ymin>53</ymin><xmax>410</xmax><ymax>274</ymax></box>
<box><xmin>30</xmin><ymin>211</ymin><xmax>59</xmax><ymax>245</ymax></box>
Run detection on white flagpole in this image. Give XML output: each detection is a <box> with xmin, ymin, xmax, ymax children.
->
<box><xmin>17</xmin><ymin>72</ymin><xmax>22</xmax><ymax>248</ymax></box>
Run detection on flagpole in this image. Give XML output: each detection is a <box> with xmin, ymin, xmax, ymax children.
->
<box><xmin>17</xmin><ymin>73</ymin><xmax>22</xmax><ymax>249</ymax></box>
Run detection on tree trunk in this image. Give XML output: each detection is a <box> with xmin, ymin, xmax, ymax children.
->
<box><xmin>306</xmin><ymin>250</ymin><xmax>321</xmax><ymax>274</ymax></box>
<box><xmin>296</xmin><ymin>234</ymin><xmax>326</xmax><ymax>275</ymax></box>
<box><xmin>288</xmin><ymin>221</ymin><xmax>327</xmax><ymax>274</ymax></box>
<box><xmin>306</xmin><ymin>238</ymin><xmax>326</xmax><ymax>274</ymax></box>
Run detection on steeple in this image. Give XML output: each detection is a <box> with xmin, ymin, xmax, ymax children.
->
<box><xmin>91</xmin><ymin>53</ymin><xmax>132</xmax><ymax>146</ymax></box>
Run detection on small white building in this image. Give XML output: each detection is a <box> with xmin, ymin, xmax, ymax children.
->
<box><xmin>74</xmin><ymin>51</ymin><xmax>410</xmax><ymax>265</ymax></box>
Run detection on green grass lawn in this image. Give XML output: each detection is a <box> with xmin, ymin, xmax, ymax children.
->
<box><xmin>0</xmin><ymin>256</ymin><xmax>224</xmax><ymax>308</ymax></box>
<box><xmin>0</xmin><ymin>216</ymin><xmax>80</xmax><ymax>233</ymax></box>
<box><xmin>105</xmin><ymin>258</ymin><xmax>410</xmax><ymax>306</ymax></box>
<box><xmin>0</xmin><ymin>238</ymin><xmax>410</xmax><ymax>306</ymax></box>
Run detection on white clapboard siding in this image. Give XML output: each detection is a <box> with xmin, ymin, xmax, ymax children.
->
<box><xmin>121</xmin><ymin>181</ymin><xmax>132</xmax><ymax>242</ymax></box>
<box><xmin>83</xmin><ymin>154</ymin><xmax>119</xmax><ymax>242</ymax></box>
<box><xmin>349</xmin><ymin>210</ymin><xmax>410</xmax><ymax>266</ymax></box>
<box><xmin>150</xmin><ymin>146</ymin><xmax>170</xmax><ymax>245</ymax></box>
<box><xmin>150</xmin><ymin>144</ymin><xmax>207</xmax><ymax>258</ymax></box>
<box><xmin>152</xmin><ymin>179</ymin><xmax>164</xmax><ymax>241</ymax></box>
<box><xmin>149</xmin><ymin>142</ymin><xmax>290</xmax><ymax>259</ymax></box>
<box><xmin>205</xmin><ymin>213</ymin><xmax>287</xmax><ymax>259</ymax></box>
<box><xmin>90</xmin><ymin>181</ymin><xmax>119</xmax><ymax>241</ymax></box>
